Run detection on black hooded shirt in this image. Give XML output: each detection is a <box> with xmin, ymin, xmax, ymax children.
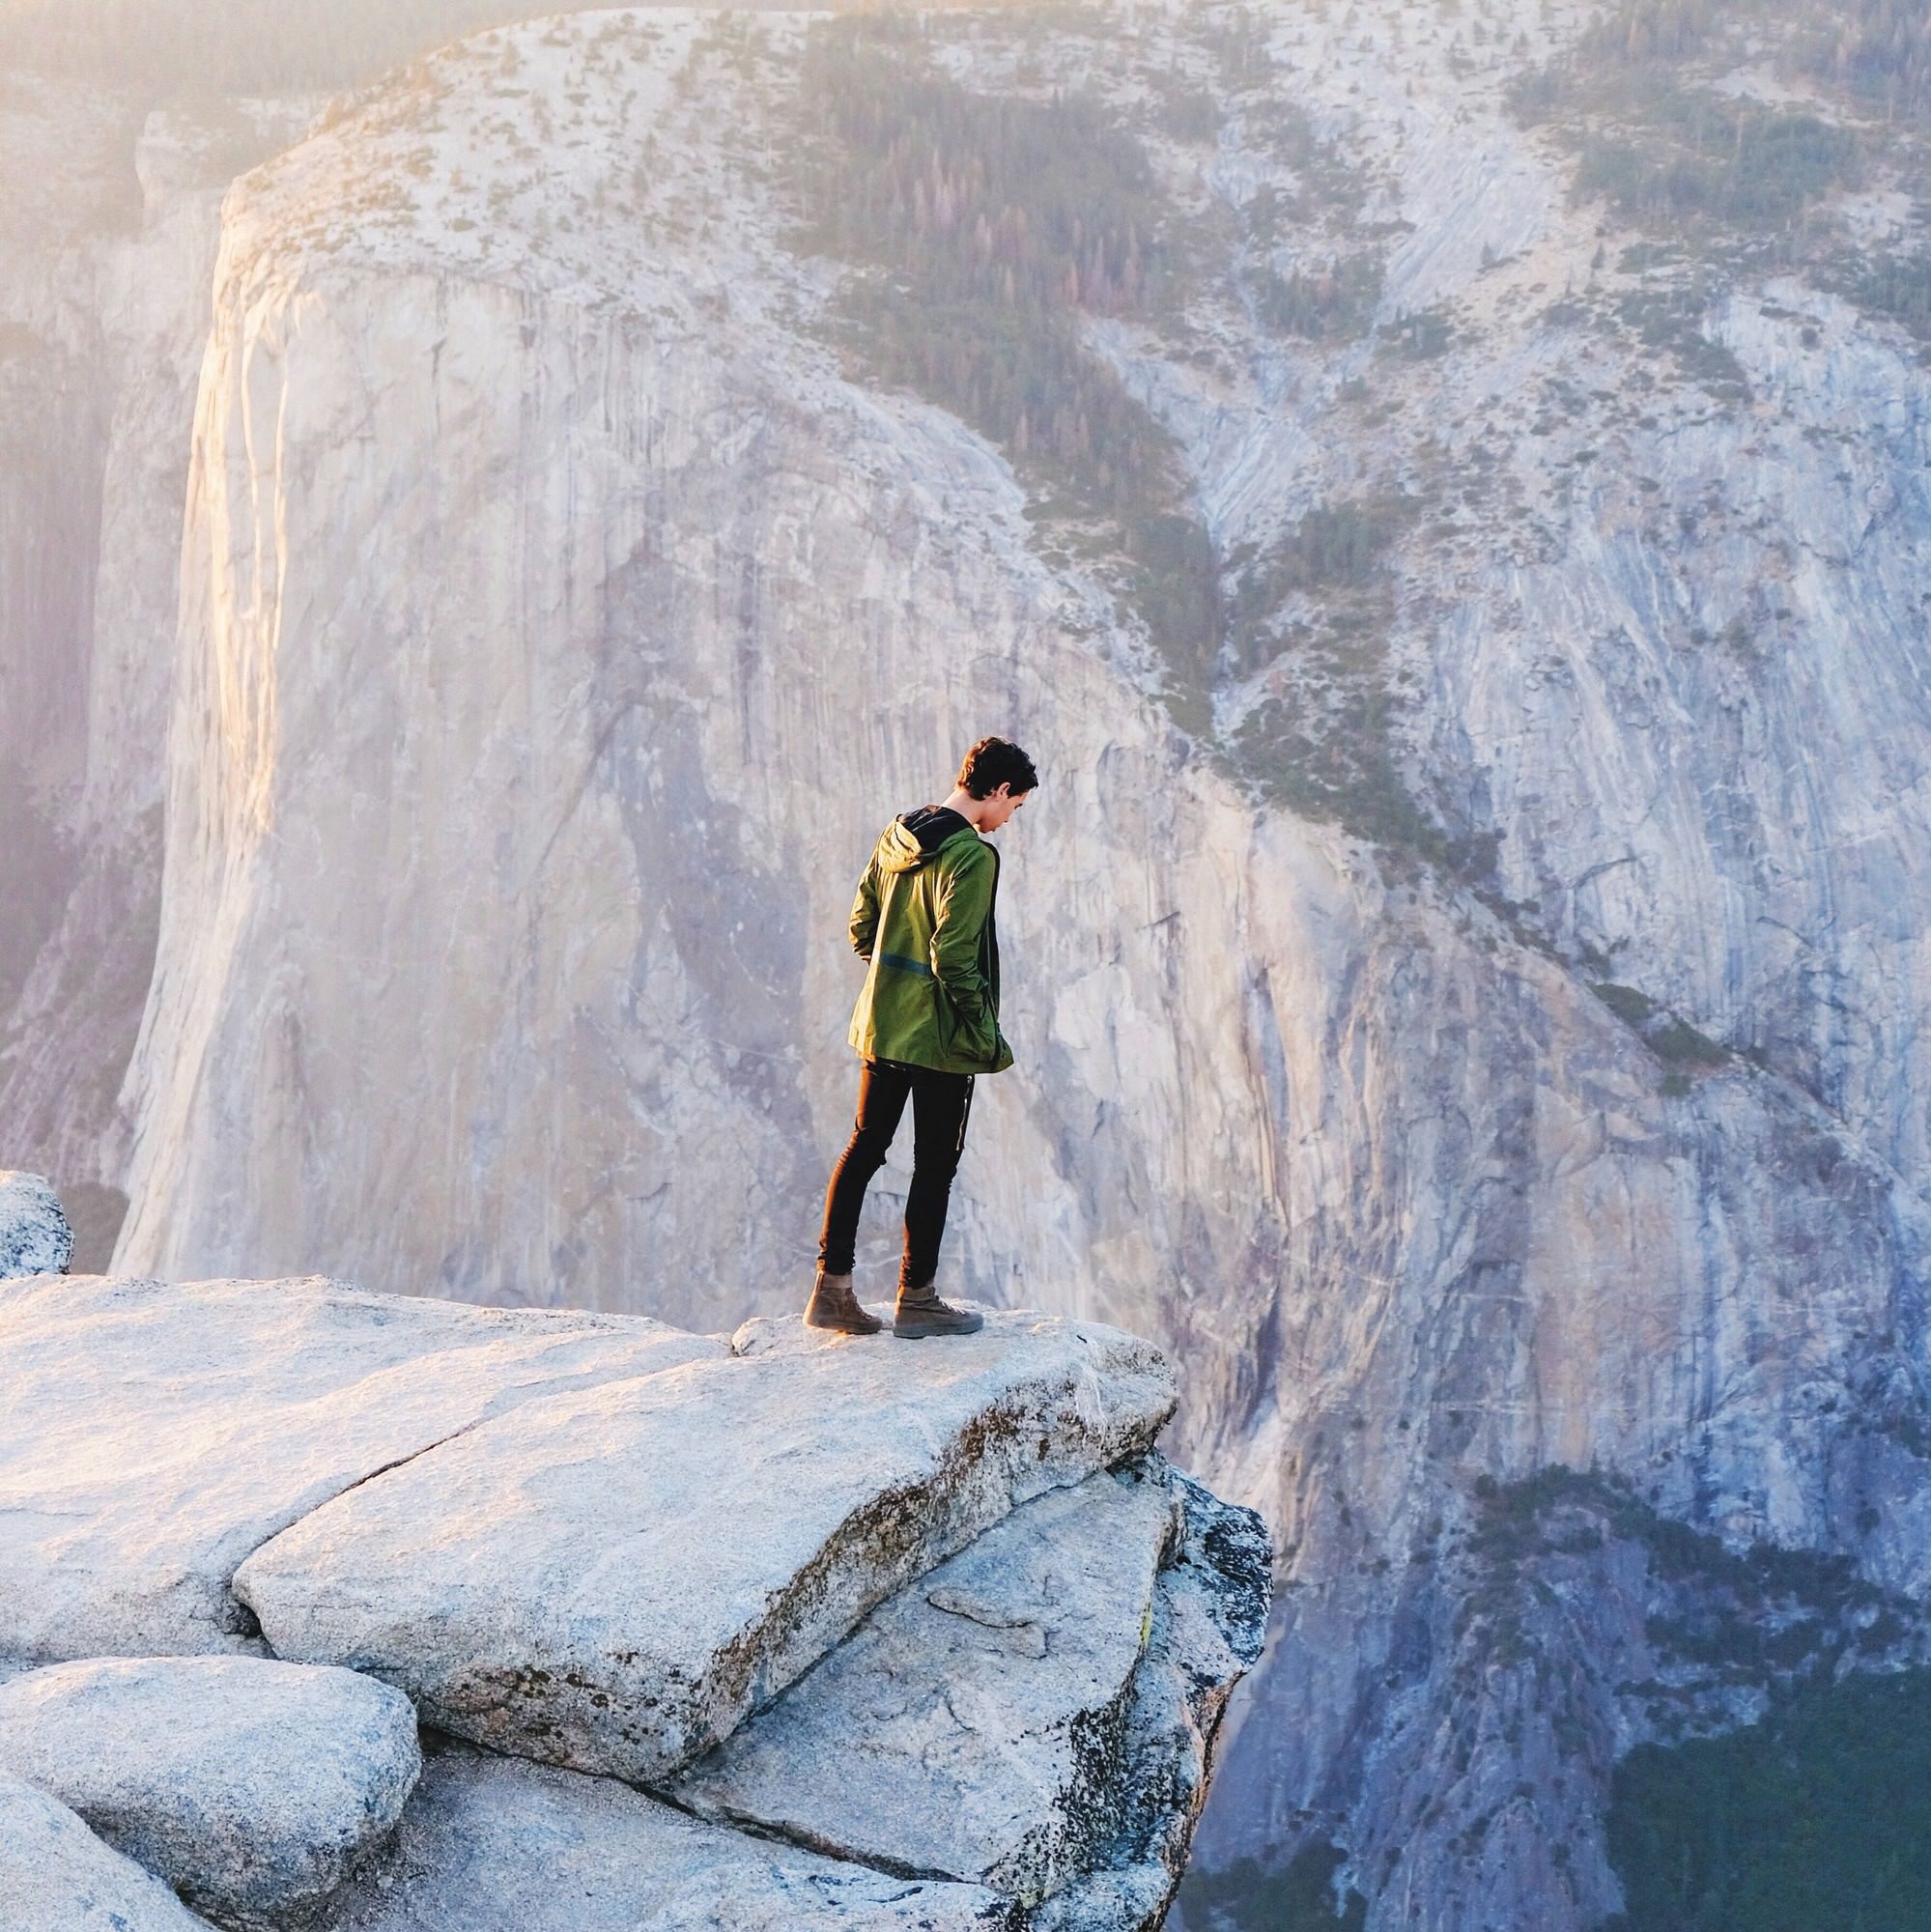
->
<box><xmin>897</xmin><ymin>805</ymin><xmax>972</xmax><ymax>855</ymax></box>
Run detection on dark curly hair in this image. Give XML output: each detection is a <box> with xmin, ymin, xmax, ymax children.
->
<box><xmin>956</xmin><ymin>736</ymin><xmax>1038</xmax><ymax>800</ymax></box>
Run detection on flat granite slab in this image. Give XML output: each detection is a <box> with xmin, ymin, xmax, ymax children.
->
<box><xmin>0</xmin><ymin>1274</ymin><xmax>722</xmax><ymax>1658</ymax></box>
<box><xmin>672</xmin><ymin>1458</ymin><xmax>1181</xmax><ymax>1904</ymax></box>
<box><xmin>0</xmin><ymin>1656</ymin><xmax>420</xmax><ymax>1931</ymax></box>
<box><xmin>236</xmin><ymin>1312</ymin><xmax>1177</xmax><ymax>1782</ymax></box>
<box><xmin>321</xmin><ymin>1741</ymin><xmax>1019</xmax><ymax>1932</ymax></box>
<box><xmin>0</xmin><ymin>1768</ymin><xmax>213</xmax><ymax>1931</ymax></box>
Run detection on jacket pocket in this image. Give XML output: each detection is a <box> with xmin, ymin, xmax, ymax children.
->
<box><xmin>937</xmin><ymin>985</ymin><xmax>999</xmax><ymax>1066</ymax></box>
<box><xmin>930</xmin><ymin>989</ymin><xmax>988</xmax><ymax>1066</ymax></box>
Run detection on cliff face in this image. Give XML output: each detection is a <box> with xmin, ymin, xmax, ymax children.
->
<box><xmin>29</xmin><ymin>2</ymin><xmax>1931</xmax><ymax>1925</ymax></box>
<box><xmin>0</xmin><ymin>1197</ymin><xmax>1267</xmax><ymax>1932</ymax></box>
<box><xmin>0</xmin><ymin>85</ymin><xmax>308</xmax><ymax>1256</ymax></box>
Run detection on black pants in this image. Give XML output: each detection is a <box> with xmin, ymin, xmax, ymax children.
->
<box><xmin>818</xmin><ymin>1057</ymin><xmax>976</xmax><ymax>1290</ymax></box>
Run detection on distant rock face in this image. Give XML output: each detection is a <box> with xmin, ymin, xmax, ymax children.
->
<box><xmin>235</xmin><ymin>1313</ymin><xmax>1177</xmax><ymax>1782</ymax></box>
<box><xmin>0</xmin><ymin>92</ymin><xmax>314</xmax><ymax>1214</ymax></box>
<box><xmin>0</xmin><ymin>1275</ymin><xmax>1260</xmax><ymax>1929</ymax></box>
<box><xmin>0</xmin><ymin>1768</ymin><xmax>213</xmax><ymax>1932</ymax></box>
<box><xmin>0</xmin><ymin>1656</ymin><xmax>420</xmax><ymax>1931</ymax></box>
<box><xmin>0</xmin><ymin>1172</ymin><xmax>71</xmax><ymax>1277</ymax></box>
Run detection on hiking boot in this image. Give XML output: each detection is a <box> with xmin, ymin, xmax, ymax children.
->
<box><xmin>804</xmin><ymin>1266</ymin><xmax>883</xmax><ymax>1336</ymax></box>
<box><xmin>893</xmin><ymin>1283</ymin><xmax>984</xmax><ymax>1339</ymax></box>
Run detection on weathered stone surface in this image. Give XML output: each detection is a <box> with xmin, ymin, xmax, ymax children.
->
<box><xmin>674</xmin><ymin>1459</ymin><xmax>1180</xmax><ymax>1902</ymax></box>
<box><xmin>235</xmin><ymin>1312</ymin><xmax>1177</xmax><ymax>1782</ymax></box>
<box><xmin>0</xmin><ymin>1273</ymin><xmax>721</xmax><ymax>1658</ymax></box>
<box><xmin>0</xmin><ymin>1767</ymin><xmax>213</xmax><ymax>1930</ymax></box>
<box><xmin>321</xmin><ymin>1741</ymin><xmax>1018</xmax><ymax>1932</ymax></box>
<box><xmin>1034</xmin><ymin>1470</ymin><xmax>1274</xmax><ymax>1932</ymax></box>
<box><xmin>0</xmin><ymin>1172</ymin><xmax>71</xmax><ymax>1277</ymax></box>
<box><xmin>0</xmin><ymin>1655</ymin><xmax>419</xmax><ymax>1930</ymax></box>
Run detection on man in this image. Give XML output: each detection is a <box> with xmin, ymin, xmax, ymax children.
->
<box><xmin>807</xmin><ymin>736</ymin><xmax>1036</xmax><ymax>1339</ymax></box>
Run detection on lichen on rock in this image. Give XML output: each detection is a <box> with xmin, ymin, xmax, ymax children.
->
<box><xmin>0</xmin><ymin>1173</ymin><xmax>71</xmax><ymax>1278</ymax></box>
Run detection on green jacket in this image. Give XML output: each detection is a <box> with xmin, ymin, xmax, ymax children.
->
<box><xmin>847</xmin><ymin>807</ymin><xmax>1015</xmax><ymax>1075</ymax></box>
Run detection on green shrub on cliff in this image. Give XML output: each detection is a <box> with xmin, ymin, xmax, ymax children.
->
<box><xmin>791</xmin><ymin>17</ymin><xmax>1219</xmax><ymax>722</ymax></box>
<box><xmin>1573</xmin><ymin>95</ymin><xmax>1860</xmax><ymax>233</ymax></box>
<box><xmin>1797</xmin><ymin>0</ymin><xmax>1931</xmax><ymax>126</ymax></box>
<box><xmin>1606</xmin><ymin>1668</ymin><xmax>1931</xmax><ymax>1930</ymax></box>
<box><xmin>1842</xmin><ymin>247</ymin><xmax>1931</xmax><ymax>341</ymax></box>
<box><xmin>1251</xmin><ymin>254</ymin><xmax>1385</xmax><ymax>340</ymax></box>
<box><xmin>1179</xmin><ymin>1844</ymin><xmax>1369</xmax><ymax>1929</ymax></box>
<box><xmin>790</xmin><ymin>14</ymin><xmax>1451</xmax><ymax>866</ymax></box>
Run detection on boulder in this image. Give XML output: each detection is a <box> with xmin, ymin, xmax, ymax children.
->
<box><xmin>322</xmin><ymin>1740</ymin><xmax>1018</xmax><ymax>1931</ymax></box>
<box><xmin>0</xmin><ymin>1274</ymin><xmax>722</xmax><ymax>1659</ymax></box>
<box><xmin>235</xmin><ymin>1312</ymin><xmax>1178</xmax><ymax>1782</ymax></box>
<box><xmin>0</xmin><ymin>1172</ymin><xmax>71</xmax><ymax>1277</ymax></box>
<box><xmin>673</xmin><ymin>1458</ymin><xmax>1182</xmax><ymax>1903</ymax></box>
<box><xmin>0</xmin><ymin>1655</ymin><xmax>419</xmax><ymax>1930</ymax></box>
<box><xmin>0</xmin><ymin>1768</ymin><xmax>213</xmax><ymax>1930</ymax></box>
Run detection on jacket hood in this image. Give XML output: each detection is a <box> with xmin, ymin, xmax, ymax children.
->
<box><xmin>878</xmin><ymin>805</ymin><xmax>976</xmax><ymax>874</ymax></box>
